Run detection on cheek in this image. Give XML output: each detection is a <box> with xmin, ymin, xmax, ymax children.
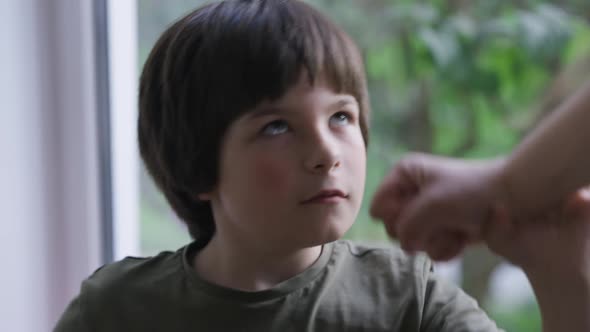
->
<box><xmin>347</xmin><ymin>134</ymin><xmax>367</xmax><ymax>168</ymax></box>
<box><xmin>348</xmin><ymin>139</ymin><xmax>367</xmax><ymax>190</ymax></box>
<box><xmin>251</xmin><ymin>156</ymin><xmax>294</xmax><ymax>196</ymax></box>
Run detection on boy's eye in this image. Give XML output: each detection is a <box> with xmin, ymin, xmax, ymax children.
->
<box><xmin>329</xmin><ymin>111</ymin><xmax>351</xmax><ymax>127</ymax></box>
<box><xmin>261</xmin><ymin>120</ymin><xmax>289</xmax><ymax>136</ymax></box>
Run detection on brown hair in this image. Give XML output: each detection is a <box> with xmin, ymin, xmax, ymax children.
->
<box><xmin>138</xmin><ymin>0</ymin><xmax>370</xmax><ymax>244</ymax></box>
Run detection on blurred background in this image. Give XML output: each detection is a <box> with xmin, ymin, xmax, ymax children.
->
<box><xmin>3</xmin><ymin>0</ymin><xmax>589</xmax><ymax>331</ymax></box>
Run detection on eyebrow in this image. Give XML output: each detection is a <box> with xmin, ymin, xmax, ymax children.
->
<box><xmin>246</xmin><ymin>97</ymin><xmax>358</xmax><ymax>120</ymax></box>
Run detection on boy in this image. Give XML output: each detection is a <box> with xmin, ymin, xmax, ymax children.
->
<box><xmin>55</xmin><ymin>1</ymin><xmax>589</xmax><ymax>331</ymax></box>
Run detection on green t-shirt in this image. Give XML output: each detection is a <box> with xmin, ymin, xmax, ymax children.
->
<box><xmin>54</xmin><ymin>240</ymin><xmax>502</xmax><ymax>331</ymax></box>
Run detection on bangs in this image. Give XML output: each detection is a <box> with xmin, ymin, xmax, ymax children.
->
<box><xmin>234</xmin><ymin>0</ymin><xmax>366</xmax><ymax>107</ymax></box>
<box><xmin>173</xmin><ymin>0</ymin><xmax>368</xmax><ymax>119</ymax></box>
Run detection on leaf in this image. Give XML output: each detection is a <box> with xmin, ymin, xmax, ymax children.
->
<box><xmin>515</xmin><ymin>4</ymin><xmax>572</xmax><ymax>61</ymax></box>
<box><xmin>418</xmin><ymin>27</ymin><xmax>459</xmax><ymax>69</ymax></box>
<box><xmin>386</xmin><ymin>3</ymin><xmax>439</xmax><ymax>26</ymax></box>
<box><xmin>448</xmin><ymin>14</ymin><xmax>477</xmax><ymax>41</ymax></box>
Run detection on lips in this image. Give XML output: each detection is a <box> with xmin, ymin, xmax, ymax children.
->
<box><xmin>302</xmin><ymin>189</ymin><xmax>349</xmax><ymax>204</ymax></box>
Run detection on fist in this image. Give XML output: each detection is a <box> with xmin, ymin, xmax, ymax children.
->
<box><xmin>370</xmin><ymin>153</ymin><xmax>505</xmax><ymax>261</ymax></box>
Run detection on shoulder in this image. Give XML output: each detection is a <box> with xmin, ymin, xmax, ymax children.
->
<box><xmin>54</xmin><ymin>247</ymin><xmax>188</xmax><ymax>331</ymax></box>
<box><xmin>421</xmin><ymin>271</ymin><xmax>501</xmax><ymax>331</ymax></box>
<box><xmin>319</xmin><ymin>240</ymin><xmax>433</xmax><ymax>329</ymax></box>
<box><xmin>83</xmin><ymin>247</ymin><xmax>185</xmax><ymax>293</ymax></box>
<box><xmin>78</xmin><ymin>247</ymin><xmax>186</xmax><ymax>315</ymax></box>
<box><xmin>332</xmin><ymin>239</ymin><xmax>431</xmax><ymax>279</ymax></box>
<box><xmin>330</xmin><ymin>241</ymin><xmax>500</xmax><ymax>331</ymax></box>
<box><xmin>329</xmin><ymin>240</ymin><xmax>433</xmax><ymax>298</ymax></box>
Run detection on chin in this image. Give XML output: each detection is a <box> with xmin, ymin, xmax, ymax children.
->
<box><xmin>313</xmin><ymin>218</ymin><xmax>355</xmax><ymax>245</ymax></box>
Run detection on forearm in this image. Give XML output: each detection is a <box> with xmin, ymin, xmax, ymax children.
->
<box><xmin>526</xmin><ymin>271</ymin><xmax>590</xmax><ymax>332</ymax></box>
<box><xmin>501</xmin><ymin>81</ymin><xmax>590</xmax><ymax>217</ymax></box>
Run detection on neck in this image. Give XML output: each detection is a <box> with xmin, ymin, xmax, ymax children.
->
<box><xmin>193</xmin><ymin>234</ymin><xmax>323</xmax><ymax>292</ymax></box>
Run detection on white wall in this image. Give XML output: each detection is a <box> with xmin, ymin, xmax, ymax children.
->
<box><xmin>0</xmin><ymin>0</ymin><xmax>104</xmax><ymax>330</ymax></box>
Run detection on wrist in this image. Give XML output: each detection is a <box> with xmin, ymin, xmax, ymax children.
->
<box><xmin>484</xmin><ymin>157</ymin><xmax>511</xmax><ymax>211</ymax></box>
<box><xmin>525</xmin><ymin>270</ymin><xmax>590</xmax><ymax>331</ymax></box>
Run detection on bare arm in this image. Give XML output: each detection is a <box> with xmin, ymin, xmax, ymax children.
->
<box><xmin>501</xmin><ymin>81</ymin><xmax>590</xmax><ymax>218</ymax></box>
<box><xmin>529</xmin><ymin>273</ymin><xmax>590</xmax><ymax>332</ymax></box>
<box><xmin>485</xmin><ymin>189</ymin><xmax>590</xmax><ymax>332</ymax></box>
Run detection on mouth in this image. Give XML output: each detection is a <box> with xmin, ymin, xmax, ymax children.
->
<box><xmin>302</xmin><ymin>189</ymin><xmax>349</xmax><ymax>204</ymax></box>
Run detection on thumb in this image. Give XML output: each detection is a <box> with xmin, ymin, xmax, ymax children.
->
<box><xmin>484</xmin><ymin>204</ymin><xmax>512</xmax><ymax>237</ymax></box>
<box><xmin>484</xmin><ymin>203</ymin><xmax>518</xmax><ymax>256</ymax></box>
<box><xmin>370</xmin><ymin>165</ymin><xmax>419</xmax><ymax>222</ymax></box>
<box><xmin>395</xmin><ymin>192</ymin><xmax>440</xmax><ymax>252</ymax></box>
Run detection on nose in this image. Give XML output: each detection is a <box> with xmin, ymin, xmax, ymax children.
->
<box><xmin>303</xmin><ymin>130</ymin><xmax>341</xmax><ymax>174</ymax></box>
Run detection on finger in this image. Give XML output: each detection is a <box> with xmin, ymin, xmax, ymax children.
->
<box><xmin>371</xmin><ymin>155</ymin><xmax>426</xmax><ymax>216</ymax></box>
<box><xmin>372</xmin><ymin>198</ymin><xmax>402</xmax><ymax>224</ymax></box>
<box><xmin>483</xmin><ymin>204</ymin><xmax>512</xmax><ymax>235</ymax></box>
<box><xmin>396</xmin><ymin>196</ymin><xmax>437</xmax><ymax>252</ymax></box>
<box><xmin>370</xmin><ymin>167</ymin><xmax>418</xmax><ymax>220</ymax></box>
<box><xmin>426</xmin><ymin>232</ymin><xmax>466</xmax><ymax>261</ymax></box>
<box><xmin>382</xmin><ymin>215</ymin><xmax>400</xmax><ymax>239</ymax></box>
<box><xmin>379</xmin><ymin>190</ymin><xmax>419</xmax><ymax>238</ymax></box>
<box><xmin>484</xmin><ymin>203</ymin><xmax>516</xmax><ymax>253</ymax></box>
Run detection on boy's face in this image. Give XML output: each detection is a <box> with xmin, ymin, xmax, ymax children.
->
<box><xmin>203</xmin><ymin>73</ymin><xmax>366</xmax><ymax>251</ymax></box>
